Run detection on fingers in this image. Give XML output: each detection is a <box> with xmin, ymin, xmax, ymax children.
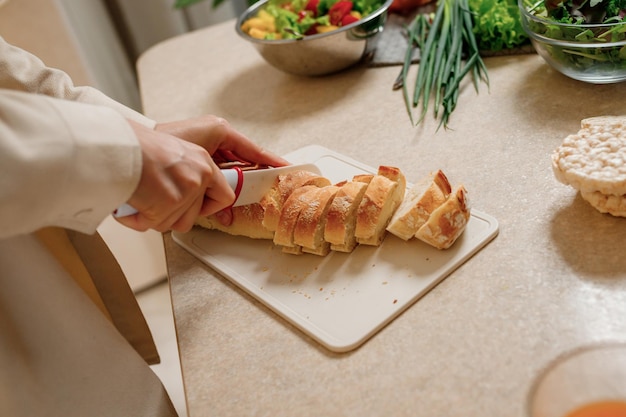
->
<box><xmin>156</xmin><ymin>115</ymin><xmax>290</xmax><ymax>168</ymax></box>
<box><xmin>122</xmin><ymin>114</ymin><xmax>287</xmax><ymax>234</ymax></box>
<box><xmin>117</xmin><ymin>169</ymin><xmax>235</xmax><ymax>233</ymax></box>
<box><xmin>213</xmin><ymin>207</ymin><xmax>233</xmax><ymax>226</ymax></box>
<box><xmin>117</xmin><ymin>120</ymin><xmax>236</xmax><ymax>233</ymax></box>
<box><xmin>216</xmin><ymin>124</ymin><xmax>291</xmax><ymax>168</ymax></box>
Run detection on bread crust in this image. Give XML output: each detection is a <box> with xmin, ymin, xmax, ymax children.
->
<box><xmin>260</xmin><ymin>171</ymin><xmax>331</xmax><ymax>232</ymax></box>
<box><xmin>294</xmin><ymin>185</ymin><xmax>340</xmax><ymax>256</ymax></box>
<box><xmin>324</xmin><ymin>181</ymin><xmax>368</xmax><ymax>252</ymax></box>
<box><xmin>195</xmin><ymin>203</ymin><xmax>273</xmax><ymax>239</ymax></box>
<box><xmin>353</xmin><ymin>174</ymin><xmax>374</xmax><ymax>184</ymax></box>
<box><xmin>387</xmin><ymin>170</ymin><xmax>451</xmax><ymax>241</ymax></box>
<box><xmin>415</xmin><ymin>186</ymin><xmax>470</xmax><ymax>250</ymax></box>
<box><xmin>273</xmin><ymin>185</ymin><xmax>319</xmax><ymax>250</ymax></box>
<box><xmin>355</xmin><ymin>166</ymin><xmax>406</xmax><ymax>246</ymax></box>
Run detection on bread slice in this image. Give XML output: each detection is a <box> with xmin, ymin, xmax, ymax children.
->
<box><xmin>355</xmin><ymin>166</ymin><xmax>406</xmax><ymax>246</ymax></box>
<box><xmin>272</xmin><ymin>185</ymin><xmax>320</xmax><ymax>252</ymax></box>
<box><xmin>260</xmin><ymin>170</ymin><xmax>331</xmax><ymax>232</ymax></box>
<box><xmin>415</xmin><ymin>185</ymin><xmax>470</xmax><ymax>250</ymax></box>
<box><xmin>353</xmin><ymin>173</ymin><xmax>374</xmax><ymax>184</ymax></box>
<box><xmin>195</xmin><ymin>203</ymin><xmax>273</xmax><ymax>239</ymax></box>
<box><xmin>386</xmin><ymin>170</ymin><xmax>451</xmax><ymax>240</ymax></box>
<box><xmin>293</xmin><ymin>185</ymin><xmax>340</xmax><ymax>256</ymax></box>
<box><xmin>324</xmin><ymin>181</ymin><xmax>369</xmax><ymax>252</ymax></box>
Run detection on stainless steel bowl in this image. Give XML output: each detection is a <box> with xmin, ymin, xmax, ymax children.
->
<box><xmin>235</xmin><ymin>0</ymin><xmax>393</xmax><ymax>76</ymax></box>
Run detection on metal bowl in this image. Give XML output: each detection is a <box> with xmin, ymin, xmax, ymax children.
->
<box><xmin>235</xmin><ymin>0</ymin><xmax>393</xmax><ymax>76</ymax></box>
<box><xmin>519</xmin><ymin>0</ymin><xmax>626</xmax><ymax>84</ymax></box>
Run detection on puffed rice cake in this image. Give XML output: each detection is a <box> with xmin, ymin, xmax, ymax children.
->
<box><xmin>552</xmin><ymin>116</ymin><xmax>626</xmax><ymax>196</ymax></box>
<box><xmin>580</xmin><ymin>189</ymin><xmax>626</xmax><ymax>217</ymax></box>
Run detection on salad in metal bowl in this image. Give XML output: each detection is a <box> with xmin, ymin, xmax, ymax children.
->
<box><xmin>240</xmin><ymin>0</ymin><xmax>385</xmax><ymax>39</ymax></box>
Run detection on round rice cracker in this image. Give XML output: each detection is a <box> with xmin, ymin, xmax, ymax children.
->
<box><xmin>580</xmin><ymin>189</ymin><xmax>626</xmax><ymax>218</ymax></box>
<box><xmin>551</xmin><ymin>116</ymin><xmax>626</xmax><ymax>196</ymax></box>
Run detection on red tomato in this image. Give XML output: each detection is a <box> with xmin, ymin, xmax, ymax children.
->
<box><xmin>328</xmin><ymin>0</ymin><xmax>353</xmax><ymax>26</ymax></box>
<box><xmin>305</xmin><ymin>0</ymin><xmax>319</xmax><ymax>16</ymax></box>
<box><xmin>389</xmin><ymin>0</ymin><xmax>434</xmax><ymax>13</ymax></box>
<box><xmin>305</xmin><ymin>24</ymin><xmax>319</xmax><ymax>35</ymax></box>
<box><xmin>341</xmin><ymin>14</ymin><xmax>359</xmax><ymax>26</ymax></box>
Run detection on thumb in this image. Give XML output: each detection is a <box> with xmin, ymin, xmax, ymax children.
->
<box><xmin>214</xmin><ymin>207</ymin><xmax>233</xmax><ymax>226</ymax></box>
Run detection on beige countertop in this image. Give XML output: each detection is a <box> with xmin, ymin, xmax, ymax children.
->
<box><xmin>137</xmin><ymin>19</ymin><xmax>626</xmax><ymax>417</ymax></box>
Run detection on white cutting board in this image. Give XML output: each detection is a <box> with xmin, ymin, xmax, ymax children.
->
<box><xmin>172</xmin><ymin>145</ymin><xmax>499</xmax><ymax>352</ymax></box>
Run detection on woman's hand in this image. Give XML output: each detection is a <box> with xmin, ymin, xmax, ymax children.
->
<box><xmin>115</xmin><ymin>120</ymin><xmax>236</xmax><ymax>233</ymax></box>
<box><xmin>155</xmin><ymin>115</ymin><xmax>290</xmax><ymax>169</ymax></box>
<box><xmin>154</xmin><ymin>115</ymin><xmax>290</xmax><ymax>227</ymax></box>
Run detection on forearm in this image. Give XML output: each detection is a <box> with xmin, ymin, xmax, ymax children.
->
<box><xmin>0</xmin><ymin>90</ymin><xmax>141</xmax><ymax>238</ymax></box>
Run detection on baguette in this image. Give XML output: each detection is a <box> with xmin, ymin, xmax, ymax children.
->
<box><xmin>415</xmin><ymin>185</ymin><xmax>470</xmax><ymax>250</ymax></box>
<box><xmin>273</xmin><ymin>185</ymin><xmax>320</xmax><ymax>252</ymax></box>
<box><xmin>195</xmin><ymin>166</ymin><xmax>470</xmax><ymax>253</ymax></box>
<box><xmin>355</xmin><ymin>166</ymin><xmax>406</xmax><ymax>246</ymax></box>
<box><xmin>293</xmin><ymin>185</ymin><xmax>340</xmax><ymax>256</ymax></box>
<box><xmin>386</xmin><ymin>170</ymin><xmax>451</xmax><ymax>241</ymax></box>
<box><xmin>195</xmin><ymin>203</ymin><xmax>273</xmax><ymax>239</ymax></box>
<box><xmin>353</xmin><ymin>173</ymin><xmax>374</xmax><ymax>184</ymax></box>
<box><xmin>260</xmin><ymin>170</ymin><xmax>331</xmax><ymax>232</ymax></box>
<box><xmin>324</xmin><ymin>181</ymin><xmax>369</xmax><ymax>252</ymax></box>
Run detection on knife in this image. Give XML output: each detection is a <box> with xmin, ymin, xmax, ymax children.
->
<box><xmin>113</xmin><ymin>163</ymin><xmax>322</xmax><ymax>218</ymax></box>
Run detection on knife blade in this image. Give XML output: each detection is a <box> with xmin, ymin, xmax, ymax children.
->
<box><xmin>113</xmin><ymin>163</ymin><xmax>321</xmax><ymax>218</ymax></box>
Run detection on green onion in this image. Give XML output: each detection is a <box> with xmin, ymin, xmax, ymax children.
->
<box><xmin>400</xmin><ymin>0</ymin><xmax>489</xmax><ymax>129</ymax></box>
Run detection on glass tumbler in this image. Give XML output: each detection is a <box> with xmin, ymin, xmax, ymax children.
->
<box><xmin>527</xmin><ymin>342</ymin><xmax>626</xmax><ymax>417</ymax></box>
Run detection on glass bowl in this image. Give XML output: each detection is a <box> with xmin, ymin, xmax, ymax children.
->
<box><xmin>526</xmin><ymin>342</ymin><xmax>626</xmax><ymax>417</ymax></box>
<box><xmin>235</xmin><ymin>0</ymin><xmax>393</xmax><ymax>76</ymax></box>
<box><xmin>518</xmin><ymin>0</ymin><xmax>626</xmax><ymax>84</ymax></box>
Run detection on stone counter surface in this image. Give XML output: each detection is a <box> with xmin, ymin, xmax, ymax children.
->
<box><xmin>137</xmin><ymin>19</ymin><xmax>626</xmax><ymax>417</ymax></box>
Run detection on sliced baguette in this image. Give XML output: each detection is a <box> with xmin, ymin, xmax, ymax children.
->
<box><xmin>293</xmin><ymin>185</ymin><xmax>340</xmax><ymax>256</ymax></box>
<box><xmin>386</xmin><ymin>170</ymin><xmax>451</xmax><ymax>241</ymax></box>
<box><xmin>195</xmin><ymin>203</ymin><xmax>273</xmax><ymax>239</ymax></box>
<box><xmin>355</xmin><ymin>166</ymin><xmax>406</xmax><ymax>246</ymax></box>
<box><xmin>324</xmin><ymin>181</ymin><xmax>369</xmax><ymax>252</ymax></box>
<box><xmin>273</xmin><ymin>185</ymin><xmax>320</xmax><ymax>252</ymax></box>
<box><xmin>415</xmin><ymin>185</ymin><xmax>470</xmax><ymax>250</ymax></box>
<box><xmin>353</xmin><ymin>173</ymin><xmax>374</xmax><ymax>184</ymax></box>
<box><xmin>260</xmin><ymin>170</ymin><xmax>331</xmax><ymax>232</ymax></box>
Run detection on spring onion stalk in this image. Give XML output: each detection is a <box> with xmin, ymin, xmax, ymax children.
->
<box><xmin>400</xmin><ymin>15</ymin><xmax>428</xmax><ymax>125</ymax></box>
<box><xmin>401</xmin><ymin>0</ymin><xmax>489</xmax><ymax>129</ymax></box>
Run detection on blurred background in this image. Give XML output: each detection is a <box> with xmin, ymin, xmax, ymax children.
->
<box><xmin>0</xmin><ymin>0</ymin><xmax>246</xmax><ymax>113</ymax></box>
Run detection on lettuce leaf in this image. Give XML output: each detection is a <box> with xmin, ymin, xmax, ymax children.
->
<box><xmin>468</xmin><ymin>0</ymin><xmax>529</xmax><ymax>51</ymax></box>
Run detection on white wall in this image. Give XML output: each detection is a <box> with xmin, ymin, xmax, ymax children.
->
<box><xmin>113</xmin><ymin>0</ymin><xmax>241</xmax><ymax>58</ymax></box>
<box><xmin>55</xmin><ymin>0</ymin><xmax>142</xmax><ymax>110</ymax></box>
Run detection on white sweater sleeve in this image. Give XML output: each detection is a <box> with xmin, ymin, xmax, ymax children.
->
<box><xmin>0</xmin><ymin>35</ymin><xmax>155</xmax><ymax>128</ymax></box>
<box><xmin>0</xmin><ymin>90</ymin><xmax>142</xmax><ymax>238</ymax></box>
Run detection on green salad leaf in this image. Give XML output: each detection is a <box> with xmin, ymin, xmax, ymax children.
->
<box><xmin>522</xmin><ymin>0</ymin><xmax>626</xmax><ymax>77</ymax></box>
<box><xmin>262</xmin><ymin>0</ymin><xmax>384</xmax><ymax>39</ymax></box>
<box><xmin>542</xmin><ymin>0</ymin><xmax>626</xmax><ymax>24</ymax></box>
<box><xmin>468</xmin><ymin>0</ymin><xmax>529</xmax><ymax>51</ymax></box>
